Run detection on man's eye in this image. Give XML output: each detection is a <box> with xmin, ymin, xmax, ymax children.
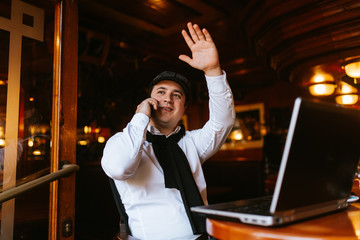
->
<box><xmin>174</xmin><ymin>94</ymin><xmax>181</xmax><ymax>99</ymax></box>
<box><xmin>157</xmin><ymin>91</ymin><xmax>165</xmax><ymax>94</ymax></box>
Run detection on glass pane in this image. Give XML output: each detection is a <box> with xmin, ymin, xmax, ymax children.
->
<box><xmin>0</xmin><ymin>0</ymin><xmax>56</xmax><ymax>238</ymax></box>
<box><xmin>0</xmin><ymin>29</ymin><xmax>9</xmax><ymax>174</ymax></box>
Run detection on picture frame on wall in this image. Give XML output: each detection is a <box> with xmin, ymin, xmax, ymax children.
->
<box><xmin>221</xmin><ymin>102</ymin><xmax>266</xmax><ymax>150</ymax></box>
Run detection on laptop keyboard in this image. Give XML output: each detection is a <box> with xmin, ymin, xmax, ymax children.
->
<box><xmin>226</xmin><ymin>199</ymin><xmax>272</xmax><ymax>215</ymax></box>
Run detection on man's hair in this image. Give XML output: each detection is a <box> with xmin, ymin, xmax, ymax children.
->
<box><xmin>149</xmin><ymin>71</ymin><xmax>191</xmax><ymax>105</ymax></box>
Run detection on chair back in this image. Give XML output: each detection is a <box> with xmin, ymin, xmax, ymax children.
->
<box><xmin>109</xmin><ymin>178</ymin><xmax>132</xmax><ymax>235</ymax></box>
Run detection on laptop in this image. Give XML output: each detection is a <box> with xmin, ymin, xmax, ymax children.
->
<box><xmin>191</xmin><ymin>97</ymin><xmax>360</xmax><ymax>226</ymax></box>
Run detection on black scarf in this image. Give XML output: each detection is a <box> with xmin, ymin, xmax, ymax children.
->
<box><xmin>146</xmin><ymin>125</ymin><xmax>206</xmax><ymax>234</ymax></box>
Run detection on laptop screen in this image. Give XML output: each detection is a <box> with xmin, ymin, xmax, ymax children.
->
<box><xmin>271</xmin><ymin>98</ymin><xmax>360</xmax><ymax>212</ymax></box>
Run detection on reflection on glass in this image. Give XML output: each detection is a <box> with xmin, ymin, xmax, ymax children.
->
<box><xmin>0</xmin><ymin>0</ymin><xmax>56</xmax><ymax>238</ymax></box>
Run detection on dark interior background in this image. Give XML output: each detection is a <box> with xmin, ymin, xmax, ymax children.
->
<box><xmin>74</xmin><ymin>0</ymin><xmax>360</xmax><ymax>239</ymax></box>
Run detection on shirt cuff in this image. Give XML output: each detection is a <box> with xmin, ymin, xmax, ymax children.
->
<box><xmin>205</xmin><ymin>70</ymin><xmax>229</xmax><ymax>93</ymax></box>
<box><xmin>130</xmin><ymin>112</ymin><xmax>150</xmax><ymax>128</ymax></box>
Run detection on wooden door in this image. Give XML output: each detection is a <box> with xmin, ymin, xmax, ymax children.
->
<box><xmin>0</xmin><ymin>0</ymin><xmax>78</xmax><ymax>239</ymax></box>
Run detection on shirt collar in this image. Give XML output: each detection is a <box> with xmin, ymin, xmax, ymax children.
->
<box><xmin>148</xmin><ymin>125</ymin><xmax>181</xmax><ymax>137</ymax></box>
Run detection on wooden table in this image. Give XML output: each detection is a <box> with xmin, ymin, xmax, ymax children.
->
<box><xmin>207</xmin><ymin>202</ymin><xmax>360</xmax><ymax>240</ymax></box>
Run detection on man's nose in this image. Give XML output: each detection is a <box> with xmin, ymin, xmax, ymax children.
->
<box><xmin>164</xmin><ymin>93</ymin><xmax>173</xmax><ymax>103</ymax></box>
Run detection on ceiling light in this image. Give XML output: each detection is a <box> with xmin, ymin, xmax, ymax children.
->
<box><xmin>308</xmin><ymin>73</ymin><xmax>336</xmax><ymax>96</ymax></box>
<box><xmin>309</xmin><ymin>83</ymin><xmax>336</xmax><ymax>96</ymax></box>
<box><xmin>338</xmin><ymin>81</ymin><xmax>357</xmax><ymax>94</ymax></box>
<box><xmin>343</xmin><ymin>58</ymin><xmax>360</xmax><ymax>78</ymax></box>
<box><xmin>335</xmin><ymin>81</ymin><xmax>359</xmax><ymax>105</ymax></box>
<box><xmin>335</xmin><ymin>94</ymin><xmax>358</xmax><ymax>105</ymax></box>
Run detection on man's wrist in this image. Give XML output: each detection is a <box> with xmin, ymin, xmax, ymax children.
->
<box><xmin>204</xmin><ymin>65</ymin><xmax>222</xmax><ymax>77</ymax></box>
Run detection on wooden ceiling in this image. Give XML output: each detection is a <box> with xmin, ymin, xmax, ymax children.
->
<box><xmin>77</xmin><ymin>0</ymin><xmax>274</xmax><ymax>91</ymax></box>
<box><xmin>75</xmin><ymin>0</ymin><xmax>360</xmax><ymax>129</ymax></box>
<box><xmin>77</xmin><ymin>0</ymin><xmax>360</xmax><ymax>91</ymax></box>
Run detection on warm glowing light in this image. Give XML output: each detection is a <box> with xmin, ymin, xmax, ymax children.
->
<box><xmin>29</xmin><ymin>97</ymin><xmax>34</xmax><ymax>101</ymax></box>
<box><xmin>344</xmin><ymin>61</ymin><xmax>360</xmax><ymax>78</ymax></box>
<box><xmin>308</xmin><ymin>73</ymin><xmax>335</xmax><ymax>96</ymax></box>
<box><xmin>56</xmin><ymin>36</ymin><xmax>60</xmax><ymax>48</ymax></box>
<box><xmin>98</xmin><ymin>136</ymin><xmax>105</xmax><ymax>143</ymax></box>
<box><xmin>230</xmin><ymin>130</ymin><xmax>243</xmax><ymax>141</ymax></box>
<box><xmin>29</xmin><ymin>126</ymin><xmax>36</xmax><ymax>135</ymax></box>
<box><xmin>335</xmin><ymin>94</ymin><xmax>358</xmax><ymax>105</ymax></box>
<box><xmin>28</xmin><ymin>139</ymin><xmax>34</xmax><ymax>147</ymax></box>
<box><xmin>33</xmin><ymin>150</ymin><xmax>42</xmax><ymax>156</ymax></box>
<box><xmin>339</xmin><ymin>82</ymin><xmax>357</xmax><ymax>94</ymax></box>
<box><xmin>0</xmin><ymin>126</ymin><xmax>4</xmax><ymax>138</ymax></box>
<box><xmin>41</xmin><ymin>126</ymin><xmax>47</xmax><ymax>134</ymax></box>
<box><xmin>95</xmin><ymin>128</ymin><xmax>101</xmax><ymax>134</ymax></box>
<box><xmin>313</xmin><ymin>74</ymin><xmax>326</xmax><ymax>83</ymax></box>
<box><xmin>148</xmin><ymin>0</ymin><xmax>166</xmax><ymax>11</ymax></box>
<box><xmin>309</xmin><ymin>84</ymin><xmax>336</xmax><ymax>96</ymax></box>
<box><xmin>260</xmin><ymin>127</ymin><xmax>267</xmax><ymax>136</ymax></box>
<box><xmin>335</xmin><ymin>82</ymin><xmax>358</xmax><ymax>105</ymax></box>
<box><xmin>84</xmin><ymin>126</ymin><xmax>92</xmax><ymax>134</ymax></box>
<box><xmin>78</xmin><ymin>140</ymin><xmax>89</xmax><ymax>146</ymax></box>
<box><xmin>0</xmin><ymin>139</ymin><xmax>5</xmax><ymax>147</ymax></box>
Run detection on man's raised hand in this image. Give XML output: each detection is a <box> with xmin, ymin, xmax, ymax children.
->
<box><xmin>179</xmin><ymin>22</ymin><xmax>222</xmax><ymax>76</ymax></box>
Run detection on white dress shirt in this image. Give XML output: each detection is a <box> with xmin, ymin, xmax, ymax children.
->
<box><xmin>101</xmin><ymin>72</ymin><xmax>235</xmax><ymax>240</ymax></box>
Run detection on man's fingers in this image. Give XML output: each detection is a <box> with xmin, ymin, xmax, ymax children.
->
<box><xmin>187</xmin><ymin>22</ymin><xmax>200</xmax><ymax>42</ymax></box>
<box><xmin>147</xmin><ymin>98</ymin><xmax>158</xmax><ymax>110</ymax></box>
<box><xmin>193</xmin><ymin>24</ymin><xmax>205</xmax><ymax>41</ymax></box>
<box><xmin>202</xmin><ymin>28</ymin><xmax>213</xmax><ymax>42</ymax></box>
<box><xmin>181</xmin><ymin>29</ymin><xmax>194</xmax><ymax>48</ymax></box>
<box><xmin>150</xmin><ymin>100</ymin><xmax>158</xmax><ymax>110</ymax></box>
<box><xmin>178</xmin><ymin>54</ymin><xmax>192</xmax><ymax>65</ymax></box>
<box><xmin>182</xmin><ymin>23</ymin><xmax>211</xmax><ymax>49</ymax></box>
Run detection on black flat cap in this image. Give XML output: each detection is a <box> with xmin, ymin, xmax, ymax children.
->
<box><xmin>149</xmin><ymin>71</ymin><xmax>191</xmax><ymax>104</ymax></box>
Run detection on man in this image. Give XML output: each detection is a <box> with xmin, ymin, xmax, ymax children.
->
<box><xmin>101</xmin><ymin>22</ymin><xmax>235</xmax><ymax>240</ymax></box>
